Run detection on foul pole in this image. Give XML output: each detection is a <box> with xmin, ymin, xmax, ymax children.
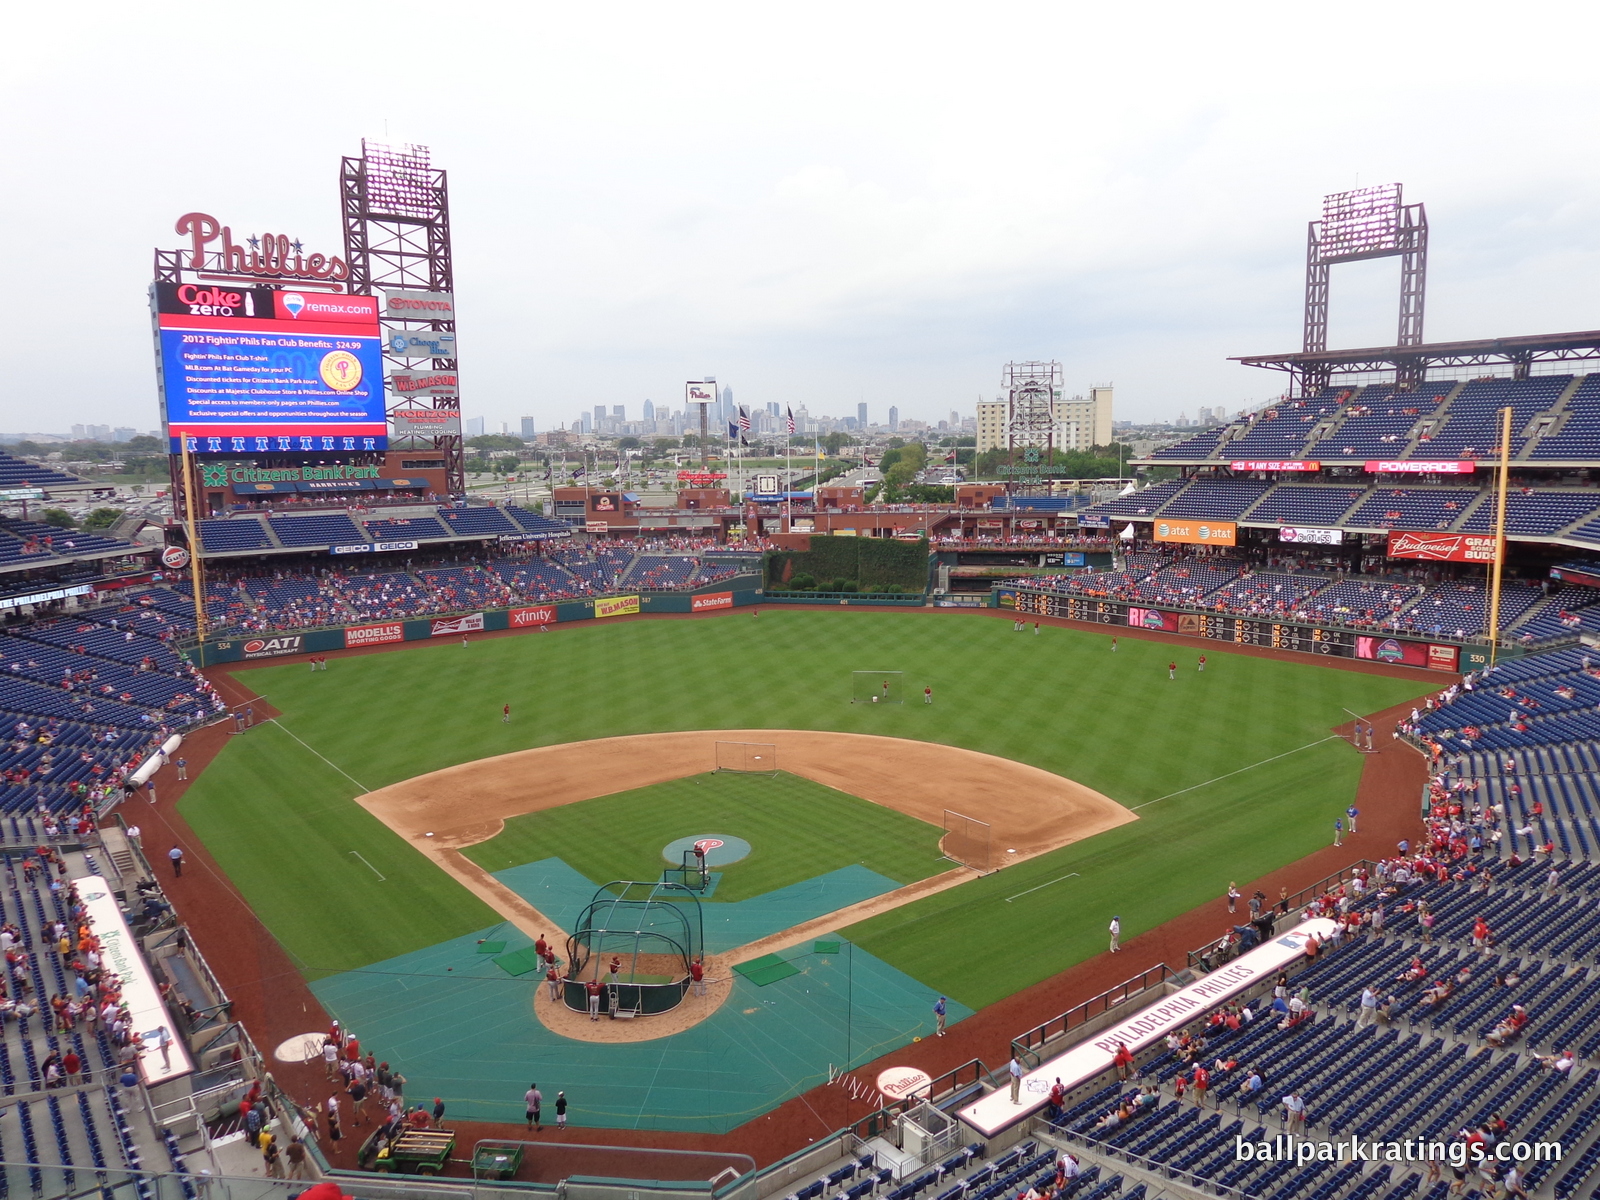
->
<box><xmin>179</xmin><ymin>438</ymin><xmax>209</xmax><ymax>657</ymax></box>
<box><xmin>1486</xmin><ymin>405</ymin><xmax>1513</xmax><ymax>665</ymax></box>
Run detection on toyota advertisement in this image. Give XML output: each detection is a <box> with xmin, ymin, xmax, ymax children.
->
<box><xmin>154</xmin><ymin>282</ymin><xmax>388</xmax><ymax>453</ymax></box>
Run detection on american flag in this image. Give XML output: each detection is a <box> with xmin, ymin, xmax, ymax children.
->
<box><xmin>738</xmin><ymin>407</ymin><xmax>751</xmax><ymax>433</ymax></box>
<box><xmin>786</xmin><ymin>406</ymin><xmax>796</xmax><ymax>435</ymax></box>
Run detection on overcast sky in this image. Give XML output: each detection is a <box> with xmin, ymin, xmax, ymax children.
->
<box><xmin>6</xmin><ymin>1</ymin><xmax>1600</xmax><ymax>435</ymax></box>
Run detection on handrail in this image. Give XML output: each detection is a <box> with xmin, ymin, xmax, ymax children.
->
<box><xmin>1010</xmin><ymin>964</ymin><xmax>1177</xmax><ymax>1067</ymax></box>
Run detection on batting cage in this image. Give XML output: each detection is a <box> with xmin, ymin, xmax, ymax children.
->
<box><xmin>851</xmin><ymin>670</ymin><xmax>904</xmax><ymax>704</ymax></box>
<box><xmin>564</xmin><ymin>880</ymin><xmax>705</xmax><ymax>1016</ymax></box>
<box><xmin>941</xmin><ymin>809</ymin><xmax>992</xmax><ymax>873</ymax></box>
<box><xmin>713</xmin><ymin>740</ymin><xmax>778</xmax><ymax>775</ymax></box>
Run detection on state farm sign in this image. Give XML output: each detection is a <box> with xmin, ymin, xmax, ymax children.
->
<box><xmin>691</xmin><ymin>592</ymin><xmax>733</xmax><ymax>612</ymax></box>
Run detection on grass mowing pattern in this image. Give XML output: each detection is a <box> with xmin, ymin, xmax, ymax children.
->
<box><xmin>178</xmin><ymin>610</ymin><xmax>1431</xmax><ymax>991</ymax></box>
<box><xmin>461</xmin><ymin>771</ymin><xmax>947</xmax><ymax>902</ymax></box>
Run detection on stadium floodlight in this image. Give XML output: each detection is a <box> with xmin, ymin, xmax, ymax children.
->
<box><xmin>1317</xmin><ymin>184</ymin><xmax>1402</xmax><ymax>262</ymax></box>
<box><xmin>1303</xmin><ymin>184</ymin><xmax>1429</xmax><ymax>383</ymax></box>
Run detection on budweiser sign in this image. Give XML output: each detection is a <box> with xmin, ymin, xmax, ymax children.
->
<box><xmin>1364</xmin><ymin>461</ymin><xmax>1477</xmax><ymax>474</ymax></box>
<box><xmin>175</xmin><ymin>212</ymin><xmax>351</xmax><ymax>284</ymax></box>
<box><xmin>1387</xmin><ymin>531</ymin><xmax>1497</xmax><ymax>563</ymax></box>
<box><xmin>1229</xmin><ymin>460</ymin><xmax>1321</xmax><ymax>472</ymax></box>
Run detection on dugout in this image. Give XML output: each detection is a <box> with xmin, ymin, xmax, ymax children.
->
<box><xmin>563</xmin><ymin>880</ymin><xmax>704</xmax><ymax>1017</ymax></box>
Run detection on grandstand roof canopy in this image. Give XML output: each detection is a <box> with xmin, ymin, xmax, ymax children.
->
<box><xmin>1235</xmin><ymin>329</ymin><xmax>1600</xmax><ymax>379</ymax></box>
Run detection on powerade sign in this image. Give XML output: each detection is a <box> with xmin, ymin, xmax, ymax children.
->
<box><xmin>241</xmin><ymin>635</ymin><xmax>303</xmax><ymax>659</ymax></box>
<box><xmin>154</xmin><ymin>281</ymin><xmax>388</xmax><ymax>453</ymax></box>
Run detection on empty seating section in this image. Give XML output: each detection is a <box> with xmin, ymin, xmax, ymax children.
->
<box><xmin>244</xmin><ymin>577</ymin><xmax>345</xmax><ymax>628</ymax></box>
<box><xmin>1511</xmin><ymin>588</ymin><xmax>1600</xmax><ymax>645</ymax></box>
<box><xmin>1080</xmin><ymin>480</ymin><xmax>1190</xmax><ymax>518</ymax></box>
<box><xmin>1459</xmin><ymin>491</ymin><xmax>1600</xmax><ymax>536</ymax></box>
<box><xmin>488</xmin><ymin>560</ymin><xmax>589</xmax><ymax>600</ymax></box>
<box><xmin>1147</xmin><ymin>429</ymin><xmax>1227</xmax><ymax>461</ymax></box>
<box><xmin>1313</xmin><ymin>385</ymin><xmax>1430</xmax><ymax>458</ymax></box>
<box><xmin>1530</xmin><ymin>375</ymin><xmax>1600</xmax><ymax>460</ymax></box>
<box><xmin>622</xmin><ymin>556</ymin><xmax>699</xmax><ymax>589</ymax></box>
<box><xmin>0</xmin><ymin>524</ymin><xmax>130</xmax><ymax>560</ymax></box>
<box><xmin>0</xmin><ymin>452</ymin><xmax>88</xmax><ymax>489</ymax></box>
<box><xmin>363</xmin><ymin>516</ymin><xmax>449</xmax><ymax>541</ymax></box>
<box><xmin>1209</xmin><ymin>572</ymin><xmax>1328</xmax><ymax>616</ymax></box>
<box><xmin>1345</xmin><ymin>488</ymin><xmax>1478</xmax><ymax>531</ymax></box>
<box><xmin>1295</xmin><ymin>580</ymin><xmax>1423</xmax><ymax>628</ymax></box>
<box><xmin>267</xmin><ymin>514</ymin><xmax>365</xmax><ymax>548</ymax></box>
<box><xmin>417</xmin><ymin>567</ymin><xmax>515</xmax><ymax>611</ymax></box>
<box><xmin>1131</xmin><ymin>561</ymin><xmax>1245</xmax><ymax>606</ymax></box>
<box><xmin>197</xmin><ymin>519</ymin><xmax>271</xmax><ymax>554</ymax></box>
<box><xmin>1421</xmin><ymin>375</ymin><xmax>1571</xmax><ymax>459</ymax></box>
<box><xmin>437</xmin><ymin>506</ymin><xmax>519</xmax><ymax>536</ymax></box>
<box><xmin>326</xmin><ymin>572</ymin><xmax>437</xmax><ymax>620</ymax></box>
<box><xmin>1395</xmin><ymin>581</ymin><xmax>1542</xmax><ymax>638</ymax></box>
<box><xmin>1218</xmin><ymin>405</ymin><xmax>1320</xmax><ymax>459</ymax></box>
<box><xmin>1244</xmin><ymin>486</ymin><xmax>1366</xmax><ymax>527</ymax></box>
<box><xmin>504</xmin><ymin>506</ymin><xmax>572</xmax><ymax>536</ymax></box>
<box><xmin>1151</xmin><ymin>479</ymin><xmax>1272</xmax><ymax>520</ymax></box>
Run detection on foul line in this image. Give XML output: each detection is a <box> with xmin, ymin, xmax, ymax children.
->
<box><xmin>349</xmin><ymin>851</ymin><xmax>387</xmax><ymax>881</ymax></box>
<box><xmin>1130</xmin><ymin>735</ymin><xmax>1340</xmax><ymax>811</ymax></box>
<box><xmin>266</xmin><ymin>719</ymin><xmax>370</xmax><ymax>794</ymax></box>
<box><xmin>1005</xmin><ymin>872</ymin><xmax>1080</xmax><ymax>904</ymax></box>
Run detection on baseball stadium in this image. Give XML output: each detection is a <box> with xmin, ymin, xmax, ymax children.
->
<box><xmin>5</xmin><ymin>152</ymin><xmax>1600</xmax><ymax>1200</ymax></box>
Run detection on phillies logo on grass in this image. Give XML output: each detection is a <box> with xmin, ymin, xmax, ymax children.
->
<box><xmin>693</xmin><ymin>839</ymin><xmax>724</xmax><ymax>853</ymax></box>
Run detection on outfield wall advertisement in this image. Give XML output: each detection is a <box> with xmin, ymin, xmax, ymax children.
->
<box><xmin>1004</xmin><ymin>587</ymin><xmax>1466</xmax><ymax>670</ymax></box>
<box><xmin>193</xmin><ymin>579</ymin><xmax>763</xmax><ymax>665</ymax></box>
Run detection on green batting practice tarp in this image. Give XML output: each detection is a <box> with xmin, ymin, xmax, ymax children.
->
<box><xmin>813</xmin><ymin>940</ymin><xmax>841</xmax><ymax>955</ymax></box>
<box><xmin>476</xmin><ymin>941</ymin><xmax>507</xmax><ymax>955</ymax></box>
<box><xmin>733</xmin><ymin>953</ymin><xmax>801</xmax><ymax>987</ymax></box>
<box><xmin>492</xmin><ymin>948</ymin><xmax>545</xmax><ymax>977</ymax></box>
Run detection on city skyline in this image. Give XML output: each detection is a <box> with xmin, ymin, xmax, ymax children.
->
<box><xmin>7</xmin><ymin>6</ymin><xmax>1600</xmax><ymax>438</ymax></box>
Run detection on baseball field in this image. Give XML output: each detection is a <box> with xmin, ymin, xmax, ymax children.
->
<box><xmin>179</xmin><ymin>608</ymin><xmax>1427</xmax><ymax>1009</ymax></box>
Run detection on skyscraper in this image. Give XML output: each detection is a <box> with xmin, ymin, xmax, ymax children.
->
<box><xmin>857</xmin><ymin>402</ymin><xmax>868</xmax><ymax>427</ymax></box>
<box><xmin>612</xmin><ymin>405</ymin><xmax>625</xmax><ymax>421</ymax></box>
<box><xmin>465</xmin><ymin>416</ymin><xmax>485</xmax><ymax>438</ymax></box>
<box><xmin>520</xmin><ymin>416</ymin><xmax>537</xmax><ymax>438</ymax></box>
<box><xmin>888</xmin><ymin>406</ymin><xmax>899</xmax><ymax>432</ymax></box>
<box><xmin>593</xmin><ymin>405</ymin><xmax>606</xmax><ymax>429</ymax></box>
<box><xmin>642</xmin><ymin>399</ymin><xmax>654</xmax><ymax>420</ymax></box>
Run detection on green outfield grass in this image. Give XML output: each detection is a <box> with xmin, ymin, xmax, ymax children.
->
<box><xmin>461</xmin><ymin>770</ymin><xmax>946</xmax><ymax>902</ymax></box>
<box><xmin>177</xmin><ymin>609</ymin><xmax>1431</xmax><ymax>991</ymax></box>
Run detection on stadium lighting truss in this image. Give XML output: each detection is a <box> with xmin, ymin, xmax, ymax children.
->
<box><xmin>1317</xmin><ymin>185</ymin><xmax>1402</xmax><ymax>262</ymax></box>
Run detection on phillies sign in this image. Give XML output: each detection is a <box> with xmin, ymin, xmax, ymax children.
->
<box><xmin>175</xmin><ymin>212</ymin><xmax>351</xmax><ymax>284</ymax></box>
<box><xmin>1387</xmin><ymin>531</ymin><xmax>1497</xmax><ymax>563</ymax></box>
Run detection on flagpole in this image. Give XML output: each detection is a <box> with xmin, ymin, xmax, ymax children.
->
<box><xmin>785</xmin><ymin>421</ymin><xmax>792</xmax><ymax>533</ymax></box>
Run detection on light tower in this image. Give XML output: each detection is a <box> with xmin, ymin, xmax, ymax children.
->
<box><xmin>1302</xmin><ymin>184</ymin><xmax>1428</xmax><ymax>393</ymax></box>
<box><xmin>340</xmin><ymin>140</ymin><xmax>466</xmax><ymax>495</ymax></box>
